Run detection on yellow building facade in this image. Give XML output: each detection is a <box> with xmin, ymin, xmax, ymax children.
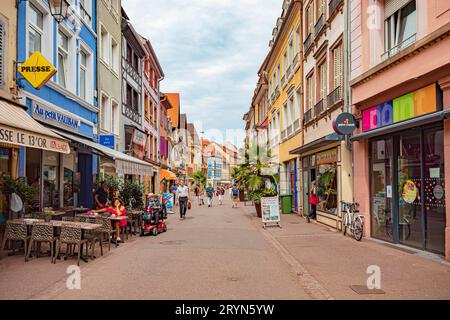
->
<box><xmin>265</xmin><ymin>0</ymin><xmax>303</xmax><ymax>211</ymax></box>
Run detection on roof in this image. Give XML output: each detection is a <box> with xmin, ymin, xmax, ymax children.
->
<box><xmin>141</xmin><ymin>36</ymin><xmax>165</xmax><ymax>78</ymax></box>
<box><xmin>160</xmin><ymin>93</ymin><xmax>174</xmax><ymax>110</ymax></box>
<box><xmin>166</xmin><ymin>93</ymin><xmax>180</xmax><ymax>128</ymax></box>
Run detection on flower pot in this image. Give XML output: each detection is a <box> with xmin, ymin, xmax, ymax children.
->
<box><xmin>254</xmin><ymin>202</ymin><xmax>262</xmax><ymax>218</ymax></box>
<box><xmin>44</xmin><ymin>215</ymin><xmax>52</xmax><ymax>222</ymax></box>
<box><xmin>239</xmin><ymin>190</ymin><xmax>245</xmax><ymax>202</ymax></box>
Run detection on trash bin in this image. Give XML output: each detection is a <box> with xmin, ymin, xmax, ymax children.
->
<box><xmin>280</xmin><ymin>194</ymin><xmax>293</xmax><ymax>214</ymax></box>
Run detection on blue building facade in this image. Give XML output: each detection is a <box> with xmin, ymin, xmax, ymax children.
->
<box><xmin>17</xmin><ymin>0</ymin><xmax>98</xmax><ymax>209</ymax></box>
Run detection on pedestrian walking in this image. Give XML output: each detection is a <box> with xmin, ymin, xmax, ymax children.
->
<box><xmin>218</xmin><ymin>185</ymin><xmax>225</xmax><ymax>205</ymax></box>
<box><xmin>231</xmin><ymin>184</ymin><xmax>239</xmax><ymax>208</ymax></box>
<box><xmin>199</xmin><ymin>187</ymin><xmax>205</xmax><ymax>206</ymax></box>
<box><xmin>308</xmin><ymin>181</ymin><xmax>319</xmax><ymax>223</ymax></box>
<box><xmin>177</xmin><ymin>180</ymin><xmax>190</xmax><ymax>219</ymax></box>
<box><xmin>206</xmin><ymin>184</ymin><xmax>215</xmax><ymax>207</ymax></box>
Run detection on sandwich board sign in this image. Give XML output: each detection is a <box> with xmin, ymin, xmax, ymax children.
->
<box><xmin>261</xmin><ymin>196</ymin><xmax>281</xmax><ymax>229</ymax></box>
<box><xmin>18</xmin><ymin>51</ymin><xmax>57</xmax><ymax>89</ymax></box>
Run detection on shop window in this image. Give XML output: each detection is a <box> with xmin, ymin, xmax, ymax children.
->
<box><xmin>26</xmin><ymin>148</ymin><xmax>41</xmax><ymax>211</ymax></box>
<box><xmin>43</xmin><ymin>150</ymin><xmax>60</xmax><ymax>210</ymax></box>
<box><xmin>316</xmin><ymin>149</ymin><xmax>338</xmax><ymax>215</ymax></box>
<box><xmin>63</xmin><ymin>153</ymin><xmax>75</xmax><ymax>208</ymax></box>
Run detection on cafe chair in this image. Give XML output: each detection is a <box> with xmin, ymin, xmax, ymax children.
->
<box><xmin>0</xmin><ymin>220</ymin><xmax>30</xmax><ymax>262</ymax></box>
<box><xmin>98</xmin><ymin>217</ymin><xmax>116</xmax><ymax>251</ymax></box>
<box><xmin>53</xmin><ymin>223</ymin><xmax>88</xmax><ymax>266</ymax></box>
<box><xmin>26</xmin><ymin>222</ymin><xmax>58</xmax><ymax>262</ymax></box>
<box><xmin>84</xmin><ymin>219</ymin><xmax>104</xmax><ymax>258</ymax></box>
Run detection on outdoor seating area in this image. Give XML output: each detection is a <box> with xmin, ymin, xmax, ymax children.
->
<box><xmin>0</xmin><ymin>210</ymin><xmax>145</xmax><ymax>266</ymax></box>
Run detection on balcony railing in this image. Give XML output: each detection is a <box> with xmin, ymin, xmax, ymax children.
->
<box><xmin>329</xmin><ymin>0</ymin><xmax>343</xmax><ymax>19</ymax></box>
<box><xmin>304</xmin><ymin>33</ymin><xmax>313</xmax><ymax>53</ymax></box>
<box><xmin>382</xmin><ymin>34</ymin><xmax>417</xmax><ymax>61</ymax></box>
<box><xmin>327</xmin><ymin>86</ymin><xmax>342</xmax><ymax>108</ymax></box>
<box><xmin>292</xmin><ymin>53</ymin><xmax>300</xmax><ymax>70</ymax></box>
<box><xmin>122</xmin><ymin>58</ymin><xmax>142</xmax><ymax>85</ymax></box>
<box><xmin>293</xmin><ymin>119</ymin><xmax>300</xmax><ymax>131</ymax></box>
<box><xmin>314</xmin><ymin>14</ymin><xmax>325</xmax><ymax>38</ymax></box>
<box><xmin>286</xmin><ymin>65</ymin><xmax>293</xmax><ymax>80</ymax></box>
<box><xmin>286</xmin><ymin>124</ymin><xmax>293</xmax><ymax>137</ymax></box>
<box><xmin>314</xmin><ymin>99</ymin><xmax>325</xmax><ymax>116</ymax></box>
<box><xmin>281</xmin><ymin>74</ymin><xmax>286</xmax><ymax>87</ymax></box>
<box><xmin>122</xmin><ymin>103</ymin><xmax>142</xmax><ymax>125</ymax></box>
<box><xmin>303</xmin><ymin>108</ymin><xmax>313</xmax><ymax>125</ymax></box>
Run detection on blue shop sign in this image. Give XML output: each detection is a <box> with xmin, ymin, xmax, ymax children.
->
<box><xmin>32</xmin><ymin>103</ymin><xmax>81</xmax><ymax>132</ymax></box>
<box><xmin>99</xmin><ymin>135</ymin><xmax>115</xmax><ymax>150</ymax></box>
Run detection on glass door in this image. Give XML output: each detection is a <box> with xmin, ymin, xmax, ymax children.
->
<box><xmin>423</xmin><ymin>128</ymin><xmax>446</xmax><ymax>253</ymax></box>
<box><xmin>370</xmin><ymin>138</ymin><xmax>394</xmax><ymax>242</ymax></box>
<box><xmin>397</xmin><ymin>133</ymin><xmax>422</xmax><ymax>249</ymax></box>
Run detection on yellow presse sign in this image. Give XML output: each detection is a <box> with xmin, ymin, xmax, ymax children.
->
<box><xmin>18</xmin><ymin>51</ymin><xmax>57</xmax><ymax>89</ymax></box>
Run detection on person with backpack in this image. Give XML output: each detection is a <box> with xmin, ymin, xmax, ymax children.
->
<box><xmin>205</xmin><ymin>184</ymin><xmax>215</xmax><ymax>207</ymax></box>
<box><xmin>231</xmin><ymin>184</ymin><xmax>239</xmax><ymax>208</ymax></box>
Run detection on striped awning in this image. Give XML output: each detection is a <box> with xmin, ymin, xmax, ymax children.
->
<box><xmin>53</xmin><ymin>130</ymin><xmax>153</xmax><ymax>176</ymax></box>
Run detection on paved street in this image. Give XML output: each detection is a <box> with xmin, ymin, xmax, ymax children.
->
<box><xmin>1</xmin><ymin>197</ymin><xmax>450</xmax><ymax>300</ymax></box>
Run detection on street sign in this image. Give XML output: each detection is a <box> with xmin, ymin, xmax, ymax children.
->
<box><xmin>18</xmin><ymin>51</ymin><xmax>57</xmax><ymax>89</ymax></box>
<box><xmin>99</xmin><ymin>134</ymin><xmax>115</xmax><ymax>150</ymax></box>
<box><xmin>261</xmin><ymin>196</ymin><xmax>281</xmax><ymax>229</ymax></box>
<box><xmin>333</xmin><ymin>112</ymin><xmax>357</xmax><ymax>135</ymax></box>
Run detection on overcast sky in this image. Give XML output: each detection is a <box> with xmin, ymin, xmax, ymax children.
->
<box><xmin>122</xmin><ymin>0</ymin><xmax>280</xmax><ymax>144</ymax></box>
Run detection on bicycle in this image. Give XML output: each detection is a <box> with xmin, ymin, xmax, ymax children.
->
<box><xmin>341</xmin><ymin>201</ymin><xmax>364</xmax><ymax>241</ymax></box>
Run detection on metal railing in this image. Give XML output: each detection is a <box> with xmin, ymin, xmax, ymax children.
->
<box><xmin>315</xmin><ymin>14</ymin><xmax>325</xmax><ymax>38</ymax></box>
<box><xmin>315</xmin><ymin>99</ymin><xmax>325</xmax><ymax>116</ymax></box>
<box><xmin>327</xmin><ymin>86</ymin><xmax>342</xmax><ymax>108</ymax></box>
<box><xmin>286</xmin><ymin>65</ymin><xmax>293</xmax><ymax>80</ymax></box>
<box><xmin>122</xmin><ymin>57</ymin><xmax>142</xmax><ymax>85</ymax></box>
<box><xmin>382</xmin><ymin>34</ymin><xmax>416</xmax><ymax>60</ymax></box>
<box><xmin>293</xmin><ymin>119</ymin><xmax>300</xmax><ymax>131</ymax></box>
<box><xmin>304</xmin><ymin>33</ymin><xmax>313</xmax><ymax>53</ymax></box>
<box><xmin>329</xmin><ymin>0</ymin><xmax>343</xmax><ymax>19</ymax></box>
<box><xmin>122</xmin><ymin>103</ymin><xmax>142</xmax><ymax>125</ymax></box>
<box><xmin>281</xmin><ymin>75</ymin><xmax>286</xmax><ymax>87</ymax></box>
<box><xmin>303</xmin><ymin>108</ymin><xmax>313</xmax><ymax>124</ymax></box>
<box><xmin>292</xmin><ymin>53</ymin><xmax>300</xmax><ymax>70</ymax></box>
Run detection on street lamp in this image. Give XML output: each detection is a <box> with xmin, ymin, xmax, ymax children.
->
<box><xmin>48</xmin><ymin>0</ymin><xmax>70</xmax><ymax>24</ymax></box>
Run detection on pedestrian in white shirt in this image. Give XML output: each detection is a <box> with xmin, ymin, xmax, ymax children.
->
<box><xmin>177</xmin><ymin>180</ymin><xmax>190</xmax><ymax>219</ymax></box>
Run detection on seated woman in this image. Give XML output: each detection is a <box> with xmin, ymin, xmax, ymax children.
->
<box><xmin>90</xmin><ymin>198</ymin><xmax>127</xmax><ymax>242</ymax></box>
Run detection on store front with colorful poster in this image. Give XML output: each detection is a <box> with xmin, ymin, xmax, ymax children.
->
<box><xmin>352</xmin><ymin>83</ymin><xmax>448</xmax><ymax>255</ymax></box>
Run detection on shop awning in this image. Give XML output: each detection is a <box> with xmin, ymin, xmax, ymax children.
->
<box><xmin>351</xmin><ymin>110</ymin><xmax>450</xmax><ymax>141</ymax></box>
<box><xmin>0</xmin><ymin>99</ymin><xmax>69</xmax><ymax>153</ymax></box>
<box><xmin>53</xmin><ymin>130</ymin><xmax>153</xmax><ymax>176</ymax></box>
<box><xmin>160</xmin><ymin>169</ymin><xmax>177</xmax><ymax>182</ymax></box>
<box><xmin>290</xmin><ymin>133</ymin><xmax>344</xmax><ymax>155</ymax></box>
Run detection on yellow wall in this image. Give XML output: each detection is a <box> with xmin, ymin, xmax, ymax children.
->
<box><xmin>266</xmin><ymin>6</ymin><xmax>302</xmax><ymax>164</ymax></box>
<box><xmin>0</xmin><ymin>1</ymin><xmax>17</xmax><ymax>101</ymax></box>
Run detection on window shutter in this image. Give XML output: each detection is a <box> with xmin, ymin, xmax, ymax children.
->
<box><xmin>334</xmin><ymin>45</ymin><xmax>342</xmax><ymax>89</ymax></box>
<box><xmin>385</xmin><ymin>0</ymin><xmax>412</xmax><ymax>18</ymax></box>
<box><xmin>0</xmin><ymin>19</ymin><xmax>4</xmax><ymax>87</ymax></box>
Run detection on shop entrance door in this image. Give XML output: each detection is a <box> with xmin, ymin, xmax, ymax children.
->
<box><xmin>370</xmin><ymin>125</ymin><xmax>445</xmax><ymax>254</ymax></box>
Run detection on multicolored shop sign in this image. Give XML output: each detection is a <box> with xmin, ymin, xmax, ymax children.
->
<box><xmin>362</xmin><ymin>84</ymin><xmax>441</xmax><ymax>132</ymax></box>
<box><xmin>316</xmin><ymin>148</ymin><xmax>337</xmax><ymax>165</ymax></box>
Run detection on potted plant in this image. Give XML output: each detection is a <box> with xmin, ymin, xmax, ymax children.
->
<box><xmin>0</xmin><ymin>175</ymin><xmax>37</xmax><ymax>219</ymax></box>
<box><xmin>42</xmin><ymin>207</ymin><xmax>54</xmax><ymax>222</ymax></box>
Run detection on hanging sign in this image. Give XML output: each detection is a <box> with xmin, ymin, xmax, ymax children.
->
<box><xmin>18</xmin><ymin>51</ymin><xmax>57</xmax><ymax>89</ymax></box>
<box><xmin>333</xmin><ymin>112</ymin><xmax>357</xmax><ymax>135</ymax></box>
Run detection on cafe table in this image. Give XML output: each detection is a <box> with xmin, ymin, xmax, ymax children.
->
<box><xmin>19</xmin><ymin>219</ymin><xmax>101</xmax><ymax>262</ymax></box>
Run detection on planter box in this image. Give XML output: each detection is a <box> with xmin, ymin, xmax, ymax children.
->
<box><xmin>254</xmin><ymin>202</ymin><xmax>262</xmax><ymax>218</ymax></box>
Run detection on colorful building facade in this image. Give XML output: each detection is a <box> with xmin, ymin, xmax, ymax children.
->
<box><xmin>350</xmin><ymin>0</ymin><xmax>450</xmax><ymax>260</ymax></box>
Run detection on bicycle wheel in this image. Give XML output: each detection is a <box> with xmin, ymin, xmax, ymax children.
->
<box><xmin>353</xmin><ymin>217</ymin><xmax>364</xmax><ymax>241</ymax></box>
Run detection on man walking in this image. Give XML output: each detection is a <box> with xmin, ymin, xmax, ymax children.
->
<box><xmin>206</xmin><ymin>184</ymin><xmax>215</xmax><ymax>207</ymax></box>
<box><xmin>177</xmin><ymin>180</ymin><xmax>190</xmax><ymax>219</ymax></box>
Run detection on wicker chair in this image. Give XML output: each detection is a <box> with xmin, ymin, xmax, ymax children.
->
<box><xmin>53</xmin><ymin>223</ymin><xmax>88</xmax><ymax>266</ymax></box>
<box><xmin>0</xmin><ymin>220</ymin><xmax>30</xmax><ymax>261</ymax></box>
<box><xmin>98</xmin><ymin>217</ymin><xmax>116</xmax><ymax>251</ymax></box>
<box><xmin>26</xmin><ymin>222</ymin><xmax>58</xmax><ymax>262</ymax></box>
<box><xmin>84</xmin><ymin>219</ymin><xmax>103</xmax><ymax>258</ymax></box>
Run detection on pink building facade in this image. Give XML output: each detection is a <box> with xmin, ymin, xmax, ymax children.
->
<box><xmin>350</xmin><ymin>0</ymin><xmax>450</xmax><ymax>260</ymax></box>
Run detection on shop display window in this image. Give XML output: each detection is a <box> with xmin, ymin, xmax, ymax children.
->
<box><xmin>316</xmin><ymin>163</ymin><xmax>338</xmax><ymax>214</ymax></box>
